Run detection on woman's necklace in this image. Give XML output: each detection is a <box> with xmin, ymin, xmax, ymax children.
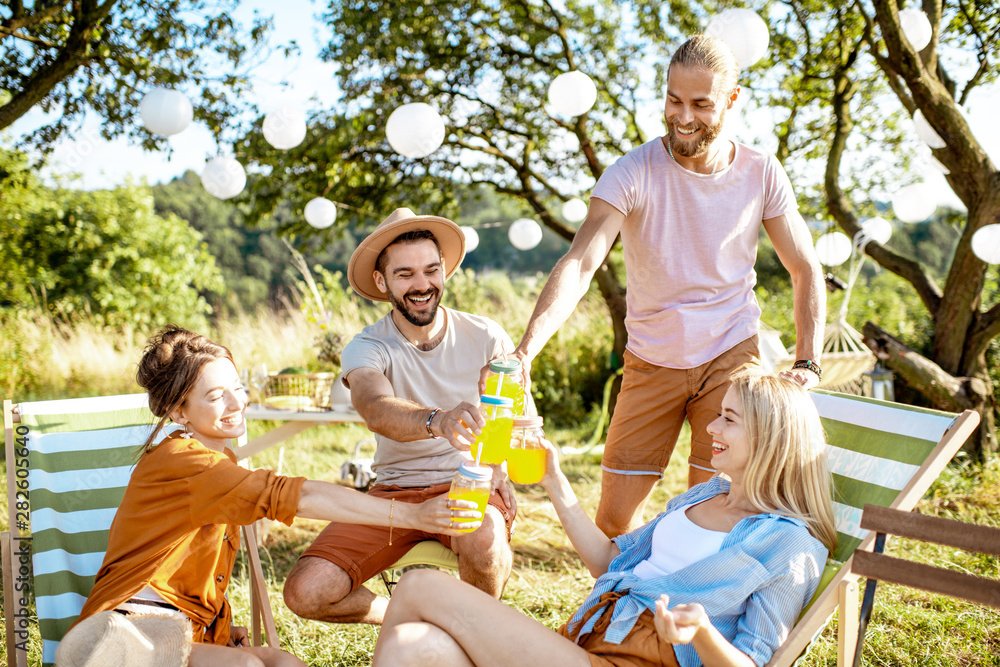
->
<box><xmin>668</xmin><ymin>136</ymin><xmax>722</xmax><ymax>175</ymax></box>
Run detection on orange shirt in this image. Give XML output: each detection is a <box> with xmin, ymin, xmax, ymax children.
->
<box><xmin>74</xmin><ymin>434</ymin><xmax>305</xmax><ymax>644</ymax></box>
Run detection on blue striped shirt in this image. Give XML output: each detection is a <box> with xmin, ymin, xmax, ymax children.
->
<box><xmin>567</xmin><ymin>477</ymin><xmax>828</xmax><ymax>667</ymax></box>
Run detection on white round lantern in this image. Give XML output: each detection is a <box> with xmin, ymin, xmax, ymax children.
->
<box><xmin>385</xmin><ymin>103</ymin><xmax>446</xmax><ymax>158</ymax></box>
<box><xmin>972</xmin><ymin>224</ymin><xmax>1000</xmax><ymax>264</ymax></box>
<box><xmin>913</xmin><ymin>109</ymin><xmax>945</xmax><ymax>149</ymax></box>
<box><xmin>262</xmin><ymin>107</ymin><xmax>307</xmax><ymax>150</ymax></box>
<box><xmin>508</xmin><ymin>218</ymin><xmax>543</xmax><ymax>251</ymax></box>
<box><xmin>304</xmin><ymin>197</ymin><xmax>337</xmax><ymax>229</ymax></box>
<box><xmin>547</xmin><ymin>71</ymin><xmax>598</xmax><ymax>117</ymax></box>
<box><xmin>861</xmin><ymin>217</ymin><xmax>893</xmax><ymax>245</ymax></box>
<box><xmin>201</xmin><ymin>157</ymin><xmax>246</xmax><ymax>200</ymax></box>
<box><xmin>461</xmin><ymin>226</ymin><xmax>480</xmax><ymax>252</ymax></box>
<box><xmin>814</xmin><ymin>232</ymin><xmax>852</xmax><ymax>267</ymax></box>
<box><xmin>139</xmin><ymin>88</ymin><xmax>193</xmax><ymax>136</ymax></box>
<box><xmin>705</xmin><ymin>9</ymin><xmax>770</xmax><ymax>68</ymax></box>
<box><xmin>892</xmin><ymin>183</ymin><xmax>936</xmax><ymax>223</ymax></box>
<box><xmin>899</xmin><ymin>8</ymin><xmax>933</xmax><ymax>51</ymax></box>
<box><xmin>562</xmin><ymin>198</ymin><xmax>588</xmax><ymax>223</ymax></box>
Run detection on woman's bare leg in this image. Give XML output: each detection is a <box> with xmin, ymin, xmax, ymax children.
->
<box><xmin>373</xmin><ymin>569</ymin><xmax>592</xmax><ymax>667</ymax></box>
<box><xmin>188</xmin><ymin>642</ymin><xmax>308</xmax><ymax>667</ymax></box>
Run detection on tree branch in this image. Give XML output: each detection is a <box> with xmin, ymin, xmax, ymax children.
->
<box><xmin>823</xmin><ymin>27</ymin><xmax>943</xmax><ymax>315</ymax></box>
<box><xmin>862</xmin><ymin>321</ymin><xmax>987</xmax><ymax>412</ymax></box>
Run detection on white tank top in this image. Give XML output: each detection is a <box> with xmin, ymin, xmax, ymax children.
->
<box><xmin>633</xmin><ymin>502</ymin><xmax>729</xmax><ymax>580</ymax></box>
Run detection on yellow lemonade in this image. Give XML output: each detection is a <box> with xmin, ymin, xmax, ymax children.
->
<box><xmin>448</xmin><ymin>487</ymin><xmax>491</xmax><ymax>532</ymax></box>
<box><xmin>485</xmin><ymin>374</ymin><xmax>526</xmax><ymax>416</ymax></box>
<box><xmin>470</xmin><ymin>417</ymin><xmax>513</xmax><ymax>464</ymax></box>
<box><xmin>507</xmin><ymin>446</ymin><xmax>546</xmax><ymax>484</ymax></box>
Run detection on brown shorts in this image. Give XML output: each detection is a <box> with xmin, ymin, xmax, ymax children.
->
<box><xmin>602</xmin><ymin>336</ymin><xmax>761</xmax><ymax>476</ymax></box>
<box><xmin>300</xmin><ymin>483</ymin><xmax>514</xmax><ymax>591</ymax></box>
<box><xmin>558</xmin><ymin>592</ymin><xmax>680</xmax><ymax>667</ymax></box>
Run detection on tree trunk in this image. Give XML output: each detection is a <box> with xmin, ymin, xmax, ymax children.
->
<box><xmin>862</xmin><ymin>321</ymin><xmax>997</xmax><ymax>458</ymax></box>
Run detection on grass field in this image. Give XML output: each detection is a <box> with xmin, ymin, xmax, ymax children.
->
<box><xmin>3</xmin><ymin>418</ymin><xmax>998</xmax><ymax>666</ymax></box>
<box><xmin>1</xmin><ymin>302</ymin><xmax>998</xmax><ymax>665</ymax></box>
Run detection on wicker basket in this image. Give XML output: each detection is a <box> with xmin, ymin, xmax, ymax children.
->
<box><xmin>262</xmin><ymin>372</ymin><xmax>337</xmax><ymax>411</ymax></box>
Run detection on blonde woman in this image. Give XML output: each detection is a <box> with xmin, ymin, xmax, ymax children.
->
<box><xmin>373</xmin><ymin>372</ymin><xmax>836</xmax><ymax>667</ymax></box>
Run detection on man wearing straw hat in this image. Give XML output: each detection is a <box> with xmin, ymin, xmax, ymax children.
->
<box><xmin>283</xmin><ymin>208</ymin><xmax>517</xmax><ymax>626</ymax></box>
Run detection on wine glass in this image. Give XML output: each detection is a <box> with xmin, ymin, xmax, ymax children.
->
<box><xmin>251</xmin><ymin>363</ymin><xmax>269</xmax><ymax>405</ymax></box>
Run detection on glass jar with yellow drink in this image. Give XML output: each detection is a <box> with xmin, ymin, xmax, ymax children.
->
<box><xmin>507</xmin><ymin>416</ymin><xmax>547</xmax><ymax>484</ymax></box>
<box><xmin>470</xmin><ymin>395</ymin><xmax>514</xmax><ymax>465</ymax></box>
<box><xmin>483</xmin><ymin>359</ymin><xmax>526</xmax><ymax>415</ymax></box>
<box><xmin>448</xmin><ymin>461</ymin><xmax>493</xmax><ymax>533</ymax></box>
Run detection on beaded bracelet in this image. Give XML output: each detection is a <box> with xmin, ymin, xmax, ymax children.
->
<box><xmin>792</xmin><ymin>359</ymin><xmax>823</xmax><ymax>380</ymax></box>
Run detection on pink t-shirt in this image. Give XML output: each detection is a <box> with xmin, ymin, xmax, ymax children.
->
<box><xmin>592</xmin><ymin>138</ymin><xmax>797</xmax><ymax>368</ymax></box>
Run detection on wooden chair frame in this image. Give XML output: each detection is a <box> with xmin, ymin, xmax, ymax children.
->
<box><xmin>850</xmin><ymin>504</ymin><xmax>1000</xmax><ymax>667</ymax></box>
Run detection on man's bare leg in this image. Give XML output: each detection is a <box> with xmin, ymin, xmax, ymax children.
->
<box><xmin>283</xmin><ymin>556</ymin><xmax>388</xmax><ymax>624</ymax></box>
<box><xmin>594</xmin><ymin>471</ymin><xmax>659</xmax><ymax>538</ymax></box>
<box><xmin>451</xmin><ymin>504</ymin><xmax>512</xmax><ymax>598</ymax></box>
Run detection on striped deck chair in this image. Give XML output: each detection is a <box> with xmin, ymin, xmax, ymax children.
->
<box><xmin>2</xmin><ymin>394</ymin><xmax>278</xmax><ymax>667</ymax></box>
<box><xmin>766</xmin><ymin>390</ymin><xmax>979</xmax><ymax>667</ymax></box>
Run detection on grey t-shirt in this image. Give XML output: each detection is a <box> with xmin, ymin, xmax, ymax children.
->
<box><xmin>341</xmin><ymin>306</ymin><xmax>514</xmax><ymax>486</ymax></box>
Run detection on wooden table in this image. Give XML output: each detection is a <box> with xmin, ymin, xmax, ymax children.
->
<box><xmin>236</xmin><ymin>403</ymin><xmax>366</xmax><ymax>460</ymax></box>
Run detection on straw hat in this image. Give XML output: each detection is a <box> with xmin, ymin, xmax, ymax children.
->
<box><xmin>348</xmin><ymin>208</ymin><xmax>466</xmax><ymax>302</ymax></box>
<box><xmin>55</xmin><ymin>611</ymin><xmax>192</xmax><ymax>667</ymax></box>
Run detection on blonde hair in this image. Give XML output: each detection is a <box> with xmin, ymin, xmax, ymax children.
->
<box><xmin>729</xmin><ymin>371</ymin><xmax>838</xmax><ymax>552</ymax></box>
<box><xmin>669</xmin><ymin>35</ymin><xmax>740</xmax><ymax>97</ymax></box>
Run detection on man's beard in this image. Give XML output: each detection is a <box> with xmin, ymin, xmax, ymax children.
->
<box><xmin>388</xmin><ymin>286</ymin><xmax>441</xmax><ymax>327</ymax></box>
<box><xmin>666</xmin><ymin>108</ymin><xmax>727</xmax><ymax>158</ymax></box>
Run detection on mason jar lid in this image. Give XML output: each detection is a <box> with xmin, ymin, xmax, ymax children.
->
<box><xmin>480</xmin><ymin>395</ymin><xmax>514</xmax><ymax>407</ymax></box>
<box><xmin>512</xmin><ymin>416</ymin><xmax>543</xmax><ymax>429</ymax></box>
<box><xmin>488</xmin><ymin>359</ymin><xmax>522</xmax><ymax>374</ymax></box>
<box><xmin>456</xmin><ymin>460</ymin><xmax>493</xmax><ymax>481</ymax></box>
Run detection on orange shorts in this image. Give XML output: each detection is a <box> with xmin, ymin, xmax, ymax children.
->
<box><xmin>602</xmin><ymin>336</ymin><xmax>761</xmax><ymax>476</ymax></box>
<box><xmin>558</xmin><ymin>592</ymin><xmax>680</xmax><ymax>667</ymax></box>
<box><xmin>300</xmin><ymin>483</ymin><xmax>514</xmax><ymax>591</ymax></box>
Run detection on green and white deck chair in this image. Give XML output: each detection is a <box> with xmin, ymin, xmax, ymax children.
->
<box><xmin>2</xmin><ymin>394</ymin><xmax>278</xmax><ymax>667</ymax></box>
<box><xmin>766</xmin><ymin>390</ymin><xmax>979</xmax><ymax>667</ymax></box>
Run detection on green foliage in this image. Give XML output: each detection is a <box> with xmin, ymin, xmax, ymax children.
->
<box><xmin>152</xmin><ymin>171</ymin><xmax>294</xmax><ymax>312</ymax></box>
<box><xmin>1</xmin><ymin>1</ymin><xmax>272</xmax><ymax>149</ymax></box>
<box><xmin>0</xmin><ymin>151</ymin><xmax>224</xmax><ymax>330</ymax></box>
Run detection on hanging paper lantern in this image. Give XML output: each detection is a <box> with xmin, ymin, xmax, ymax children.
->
<box><xmin>262</xmin><ymin>107</ymin><xmax>307</xmax><ymax>150</ymax></box>
<box><xmin>139</xmin><ymin>88</ymin><xmax>193</xmax><ymax>136</ymax></box>
<box><xmin>461</xmin><ymin>226</ymin><xmax>480</xmax><ymax>252</ymax></box>
<box><xmin>927</xmin><ymin>154</ymin><xmax>950</xmax><ymax>175</ymax></box>
<box><xmin>508</xmin><ymin>218</ymin><xmax>543</xmax><ymax>251</ymax></box>
<box><xmin>913</xmin><ymin>109</ymin><xmax>945</xmax><ymax>149</ymax></box>
<box><xmin>562</xmin><ymin>198</ymin><xmax>589</xmax><ymax>223</ymax></box>
<box><xmin>547</xmin><ymin>71</ymin><xmax>598</xmax><ymax>117</ymax></box>
<box><xmin>201</xmin><ymin>157</ymin><xmax>246</xmax><ymax>200</ymax></box>
<box><xmin>861</xmin><ymin>217</ymin><xmax>893</xmax><ymax>245</ymax></box>
<box><xmin>385</xmin><ymin>103</ymin><xmax>446</xmax><ymax>158</ymax></box>
<box><xmin>892</xmin><ymin>183</ymin><xmax>936</xmax><ymax>223</ymax></box>
<box><xmin>814</xmin><ymin>232</ymin><xmax>852</xmax><ymax>267</ymax></box>
<box><xmin>704</xmin><ymin>9</ymin><xmax>770</xmax><ymax>68</ymax></box>
<box><xmin>899</xmin><ymin>8</ymin><xmax>933</xmax><ymax>51</ymax></box>
<box><xmin>972</xmin><ymin>225</ymin><xmax>1000</xmax><ymax>264</ymax></box>
<box><xmin>304</xmin><ymin>197</ymin><xmax>337</xmax><ymax>229</ymax></box>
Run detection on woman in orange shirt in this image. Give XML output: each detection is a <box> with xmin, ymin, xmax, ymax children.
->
<box><xmin>67</xmin><ymin>326</ymin><xmax>480</xmax><ymax>667</ymax></box>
